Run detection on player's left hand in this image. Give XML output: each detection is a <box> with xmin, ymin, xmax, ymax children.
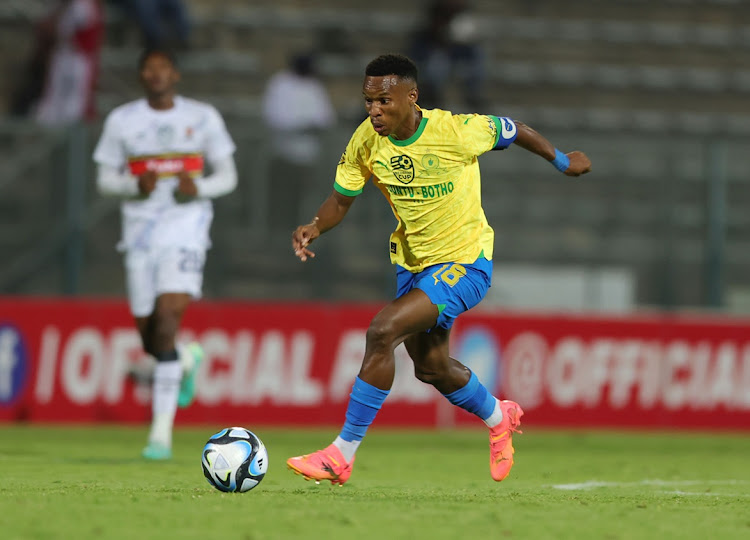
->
<box><xmin>564</xmin><ymin>151</ymin><xmax>592</xmax><ymax>176</ymax></box>
<box><xmin>174</xmin><ymin>170</ymin><xmax>198</xmax><ymax>201</ymax></box>
<box><xmin>292</xmin><ymin>220</ymin><xmax>321</xmax><ymax>262</ymax></box>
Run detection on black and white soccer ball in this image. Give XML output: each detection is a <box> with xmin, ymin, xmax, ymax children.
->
<box><xmin>201</xmin><ymin>427</ymin><xmax>268</xmax><ymax>493</ymax></box>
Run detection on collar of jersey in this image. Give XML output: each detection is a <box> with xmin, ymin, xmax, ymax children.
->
<box><xmin>388</xmin><ymin>116</ymin><xmax>428</xmax><ymax>146</ymax></box>
<box><xmin>143</xmin><ymin>95</ymin><xmax>182</xmax><ymax>113</ymax></box>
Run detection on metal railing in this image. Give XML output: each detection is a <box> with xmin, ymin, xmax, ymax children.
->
<box><xmin>1</xmin><ymin>116</ymin><xmax>748</xmax><ymax>312</ymax></box>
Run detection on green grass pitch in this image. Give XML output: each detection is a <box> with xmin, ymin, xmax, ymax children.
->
<box><xmin>1</xmin><ymin>425</ymin><xmax>749</xmax><ymax>539</ymax></box>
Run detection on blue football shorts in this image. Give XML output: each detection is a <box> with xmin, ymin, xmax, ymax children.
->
<box><xmin>395</xmin><ymin>255</ymin><xmax>493</xmax><ymax>330</ymax></box>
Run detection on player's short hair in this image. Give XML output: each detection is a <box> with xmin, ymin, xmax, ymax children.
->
<box><xmin>365</xmin><ymin>54</ymin><xmax>418</xmax><ymax>84</ymax></box>
<box><xmin>138</xmin><ymin>47</ymin><xmax>179</xmax><ymax>70</ymax></box>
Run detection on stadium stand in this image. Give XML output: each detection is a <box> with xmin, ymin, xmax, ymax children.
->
<box><xmin>2</xmin><ymin>0</ymin><xmax>750</xmax><ymax>310</ymax></box>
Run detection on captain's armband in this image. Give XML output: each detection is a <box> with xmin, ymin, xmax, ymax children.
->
<box><xmin>491</xmin><ymin>116</ymin><xmax>518</xmax><ymax>150</ymax></box>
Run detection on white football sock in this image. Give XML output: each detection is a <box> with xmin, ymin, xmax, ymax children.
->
<box><xmin>148</xmin><ymin>360</ymin><xmax>182</xmax><ymax>448</ymax></box>
<box><xmin>333</xmin><ymin>436</ymin><xmax>361</xmax><ymax>463</ymax></box>
<box><xmin>483</xmin><ymin>398</ymin><xmax>504</xmax><ymax>428</ymax></box>
<box><xmin>176</xmin><ymin>343</ymin><xmax>194</xmax><ymax>376</ymax></box>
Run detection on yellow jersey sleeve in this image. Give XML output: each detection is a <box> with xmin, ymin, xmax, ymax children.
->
<box><xmin>334</xmin><ymin>119</ymin><xmax>373</xmax><ymax>196</ymax></box>
<box><xmin>452</xmin><ymin>114</ymin><xmax>499</xmax><ymax>156</ymax></box>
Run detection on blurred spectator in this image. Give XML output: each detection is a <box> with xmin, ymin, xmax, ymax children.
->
<box><xmin>109</xmin><ymin>0</ymin><xmax>191</xmax><ymax>49</ymax></box>
<box><xmin>8</xmin><ymin>17</ymin><xmax>54</xmax><ymax>118</ymax></box>
<box><xmin>262</xmin><ymin>52</ymin><xmax>337</xmax><ymax>235</ymax></box>
<box><xmin>408</xmin><ymin>0</ymin><xmax>486</xmax><ymax>111</ymax></box>
<box><xmin>11</xmin><ymin>0</ymin><xmax>103</xmax><ymax>127</ymax></box>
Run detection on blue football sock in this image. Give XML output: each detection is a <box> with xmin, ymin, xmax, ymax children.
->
<box><xmin>442</xmin><ymin>372</ymin><xmax>496</xmax><ymax>421</ymax></box>
<box><xmin>339</xmin><ymin>376</ymin><xmax>390</xmax><ymax>442</ymax></box>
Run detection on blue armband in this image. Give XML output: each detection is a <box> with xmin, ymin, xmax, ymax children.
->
<box><xmin>491</xmin><ymin>116</ymin><xmax>517</xmax><ymax>150</ymax></box>
<box><xmin>550</xmin><ymin>149</ymin><xmax>570</xmax><ymax>172</ymax></box>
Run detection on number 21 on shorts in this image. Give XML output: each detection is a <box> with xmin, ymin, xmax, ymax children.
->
<box><xmin>431</xmin><ymin>263</ymin><xmax>467</xmax><ymax>287</ymax></box>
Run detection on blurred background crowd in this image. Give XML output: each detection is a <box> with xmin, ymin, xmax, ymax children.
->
<box><xmin>1</xmin><ymin>0</ymin><xmax>749</xmax><ymax>314</ymax></box>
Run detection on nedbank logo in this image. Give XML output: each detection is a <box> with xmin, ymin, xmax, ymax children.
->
<box><xmin>390</xmin><ymin>155</ymin><xmax>414</xmax><ymax>184</ymax></box>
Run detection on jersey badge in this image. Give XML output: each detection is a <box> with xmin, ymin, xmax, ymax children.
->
<box><xmin>157</xmin><ymin>125</ymin><xmax>175</xmax><ymax>145</ymax></box>
<box><xmin>422</xmin><ymin>154</ymin><xmax>440</xmax><ymax>171</ymax></box>
<box><xmin>390</xmin><ymin>155</ymin><xmax>415</xmax><ymax>184</ymax></box>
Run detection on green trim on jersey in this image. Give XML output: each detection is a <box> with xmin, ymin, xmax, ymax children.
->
<box><xmin>388</xmin><ymin>117</ymin><xmax>429</xmax><ymax>146</ymax></box>
<box><xmin>489</xmin><ymin>116</ymin><xmax>503</xmax><ymax>149</ymax></box>
<box><xmin>437</xmin><ymin>303</ymin><xmax>447</xmax><ymax>314</ymax></box>
<box><xmin>334</xmin><ymin>182</ymin><xmax>363</xmax><ymax>196</ymax></box>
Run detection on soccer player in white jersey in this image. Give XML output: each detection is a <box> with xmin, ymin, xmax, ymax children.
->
<box><xmin>93</xmin><ymin>49</ymin><xmax>238</xmax><ymax>460</ymax></box>
<box><xmin>287</xmin><ymin>54</ymin><xmax>591</xmax><ymax>485</ymax></box>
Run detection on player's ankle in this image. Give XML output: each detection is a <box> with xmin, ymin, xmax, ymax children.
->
<box><xmin>333</xmin><ymin>437</ymin><xmax>359</xmax><ymax>463</ymax></box>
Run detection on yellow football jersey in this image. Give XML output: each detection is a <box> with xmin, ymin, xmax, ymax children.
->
<box><xmin>334</xmin><ymin>107</ymin><xmax>512</xmax><ymax>272</ymax></box>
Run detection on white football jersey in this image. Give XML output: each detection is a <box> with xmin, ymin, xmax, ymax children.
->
<box><xmin>93</xmin><ymin>96</ymin><xmax>236</xmax><ymax>251</ymax></box>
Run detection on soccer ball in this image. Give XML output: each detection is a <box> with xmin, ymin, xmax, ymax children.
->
<box><xmin>201</xmin><ymin>427</ymin><xmax>269</xmax><ymax>493</ymax></box>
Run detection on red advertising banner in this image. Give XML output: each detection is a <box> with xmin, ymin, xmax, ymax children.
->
<box><xmin>453</xmin><ymin>311</ymin><xmax>750</xmax><ymax>429</ymax></box>
<box><xmin>1</xmin><ymin>298</ymin><xmax>749</xmax><ymax>429</ymax></box>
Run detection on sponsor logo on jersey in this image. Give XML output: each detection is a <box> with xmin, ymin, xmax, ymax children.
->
<box><xmin>128</xmin><ymin>153</ymin><xmax>204</xmax><ymax>178</ymax></box>
<box><xmin>390</xmin><ymin>155</ymin><xmax>414</xmax><ymax>184</ymax></box>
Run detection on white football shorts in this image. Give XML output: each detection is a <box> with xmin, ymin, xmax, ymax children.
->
<box><xmin>124</xmin><ymin>247</ymin><xmax>206</xmax><ymax>317</ymax></box>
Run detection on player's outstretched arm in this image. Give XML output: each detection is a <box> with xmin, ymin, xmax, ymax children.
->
<box><xmin>513</xmin><ymin>121</ymin><xmax>592</xmax><ymax>177</ymax></box>
<box><xmin>292</xmin><ymin>189</ymin><xmax>356</xmax><ymax>262</ymax></box>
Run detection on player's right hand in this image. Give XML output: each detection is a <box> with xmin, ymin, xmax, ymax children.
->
<box><xmin>137</xmin><ymin>170</ymin><xmax>158</xmax><ymax>195</ymax></box>
<box><xmin>564</xmin><ymin>151</ymin><xmax>592</xmax><ymax>177</ymax></box>
<box><xmin>292</xmin><ymin>221</ymin><xmax>321</xmax><ymax>262</ymax></box>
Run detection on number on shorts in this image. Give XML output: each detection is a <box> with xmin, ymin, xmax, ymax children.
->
<box><xmin>431</xmin><ymin>263</ymin><xmax>467</xmax><ymax>287</ymax></box>
<box><xmin>178</xmin><ymin>249</ymin><xmax>204</xmax><ymax>273</ymax></box>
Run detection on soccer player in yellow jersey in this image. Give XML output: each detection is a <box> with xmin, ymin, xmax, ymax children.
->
<box><xmin>287</xmin><ymin>54</ymin><xmax>592</xmax><ymax>485</ymax></box>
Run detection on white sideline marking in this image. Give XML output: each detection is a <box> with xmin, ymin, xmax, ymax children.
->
<box><xmin>548</xmin><ymin>479</ymin><xmax>749</xmax><ymax>491</ymax></box>
<box><xmin>659</xmin><ymin>490</ymin><xmax>750</xmax><ymax>498</ymax></box>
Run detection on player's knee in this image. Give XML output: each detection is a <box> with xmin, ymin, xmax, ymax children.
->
<box><xmin>365</xmin><ymin>316</ymin><xmax>400</xmax><ymax>351</ymax></box>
